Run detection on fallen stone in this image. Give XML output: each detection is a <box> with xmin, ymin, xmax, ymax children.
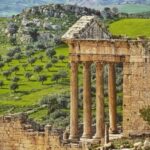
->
<box><xmin>133</xmin><ymin>142</ymin><xmax>142</xmax><ymax>149</ymax></box>
<box><xmin>143</xmin><ymin>138</ymin><xmax>150</xmax><ymax>150</ymax></box>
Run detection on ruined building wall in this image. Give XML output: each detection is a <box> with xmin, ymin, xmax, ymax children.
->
<box><xmin>123</xmin><ymin>41</ymin><xmax>150</xmax><ymax>136</ymax></box>
<box><xmin>0</xmin><ymin>115</ymin><xmax>83</xmax><ymax>150</ymax></box>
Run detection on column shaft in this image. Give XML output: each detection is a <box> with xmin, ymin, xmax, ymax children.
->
<box><xmin>69</xmin><ymin>62</ymin><xmax>78</xmax><ymax>140</ymax></box>
<box><xmin>82</xmin><ymin>62</ymin><xmax>92</xmax><ymax>139</ymax></box>
<box><xmin>94</xmin><ymin>62</ymin><xmax>105</xmax><ymax>139</ymax></box>
<box><xmin>108</xmin><ymin>63</ymin><xmax>117</xmax><ymax>133</ymax></box>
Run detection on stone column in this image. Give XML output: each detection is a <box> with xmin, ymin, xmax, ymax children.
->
<box><xmin>108</xmin><ymin>63</ymin><xmax>117</xmax><ymax>133</ymax></box>
<box><xmin>93</xmin><ymin>62</ymin><xmax>105</xmax><ymax>140</ymax></box>
<box><xmin>81</xmin><ymin>62</ymin><xmax>92</xmax><ymax>139</ymax></box>
<box><xmin>69</xmin><ymin>62</ymin><xmax>78</xmax><ymax>140</ymax></box>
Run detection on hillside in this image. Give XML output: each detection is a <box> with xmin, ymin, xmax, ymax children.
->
<box><xmin>109</xmin><ymin>18</ymin><xmax>150</xmax><ymax>38</ymax></box>
<box><xmin>0</xmin><ymin>4</ymin><xmax>100</xmax><ymax>126</ymax></box>
<box><xmin>1</xmin><ymin>0</ymin><xmax>150</xmax><ymax>16</ymax></box>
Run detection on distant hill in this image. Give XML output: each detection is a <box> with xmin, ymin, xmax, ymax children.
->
<box><xmin>0</xmin><ymin>0</ymin><xmax>150</xmax><ymax>16</ymax></box>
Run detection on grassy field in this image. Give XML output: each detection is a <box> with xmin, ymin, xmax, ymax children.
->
<box><xmin>109</xmin><ymin>18</ymin><xmax>150</xmax><ymax>38</ymax></box>
<box><xmin>0</xmin><ymin>44</ymin><xmax>70</xmax><ymax>116</ymax></box>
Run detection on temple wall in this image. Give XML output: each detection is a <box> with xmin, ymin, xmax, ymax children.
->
<box><xmin>123</xmin><ymin>62</ymin><xmax>150</xmax><ymax>136</ymax></box>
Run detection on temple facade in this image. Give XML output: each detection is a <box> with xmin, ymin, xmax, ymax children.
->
<box><xmin>62</xmin><ymin>16</ymin><xmax>150</xmax><ymax>142</ymax></box>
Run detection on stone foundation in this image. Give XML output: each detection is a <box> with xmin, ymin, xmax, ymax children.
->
<box><xmin>0</xmin><ymin>114</ymin><xmax>84</xmax><ymax>150</ymax></box>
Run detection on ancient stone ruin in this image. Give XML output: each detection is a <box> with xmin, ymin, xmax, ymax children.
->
<box><xmin>62</xmin><ymin>16</ymin><xmax>150</xmax><ymax>141</ymax></box>
<box><xmin>1</xmin><ymin>16</ymin><xmax>150</xmax><ymax>150</ymax></box>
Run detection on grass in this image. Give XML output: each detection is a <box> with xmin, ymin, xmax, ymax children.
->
<box><xmin>29</xmin><ymin>107</ymin><xmax>48</xmax><ymax>123</ymax></box>
<box><xmin>0</xmin><ymin>44</ymin><xmax>70</xmax><ymax>114</ymax></box>
<box><xmin>109</xmin><ymin>18</ymin><xmax>150</xmax><ymax>38</ymax></box>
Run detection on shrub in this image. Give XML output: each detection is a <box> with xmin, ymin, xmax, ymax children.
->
<box><xmin>51</xmin><ymin>57</ymin><xmax>58</xmax><ymax>65</ymax></box>
<box><xmin>3</xmin><ymin>70</ymin><xmax>11</xmax><ymax>79</ymax></box>
<box><xmin>4</xmin><ymin>57</ymin><xmax>12</xmax><ymax>66</ymax></box>
<box><xmin>140</xmin><ymin>106</ymin><xmax>150</xmax><ymax>125</ymax></box>
<box><xmin>0</xmin><ymin>62</ymin><xmax>4</xmax><ymax>71</ymax></box>
<box><xmin>25</xmin><ymin>72</ymin><xmax>32</xmax><ymax>81</ymax></box>
<box><xmin>11</xmin><ymin>66</ymin><xmax>19</xmax><ymax>74</ymax></box>
<box><xmin>22</xmin><ymin>63</ymin><xmax>28</xmax><ymax>71</ymax></box>
<box><xmin>38</xmin><ymin>75</ymin><xmax>47</xmax><ymax>85</ymax></box>
<box><xmin>12</xmin><ymin>77</ymin><xmax>20</xmax><ymax>82</ymax></box>
<box><xmin>46</xmin><ymin>48</ymin><xmax>56</xmax><ymax>58</ymax></box>
<box><xmin>0</xmin><ymin>80</ymin><xmax>4</xmax><ymax>88</ymax></box>
<box><xmin>28</xmin><ymin>57</ymin><xmax>36</xmax><ymax>66</ymax></box>
<box><xmin>10</xmin><ymin>83</ymin><xmax>19</xmax><ymax>93</ymax></box>
<box><xmin>45</xmin><ymin>63</ymin><xmax>52</xmax><ymax>71</ymax></box>
<box><xmin>34</xmin><ymin>65</ymin><xmax>43</xmax><ymax>74</ymax></box>
<box><xmin>59</xmin><ymin>55</ymin><xmax>65</xmax><ymax>62</ymax></box>
<box><xmin>14</xmin><ymin>53</ymin><xmax>22</xmax><ymax>62</ymax></box>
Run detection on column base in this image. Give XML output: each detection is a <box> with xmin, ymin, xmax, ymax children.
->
<box><xmin>80</xmin><ymin>134</ymin><xmax>92</xmax><ymax>140</ymax></box>
<box><xmin>93</xmin><ymin>135</ymin><xmax>104</xmax><ymax>144</ymax></box>
<box><xmin>109</xmin><ymin>128</ymin><xmax>118</xmax><ymax>134</ymax></box>
<box><xmin>69</xmin><ymin>135</ymin><xmax>79</xmax><ymax>142</ymax></box>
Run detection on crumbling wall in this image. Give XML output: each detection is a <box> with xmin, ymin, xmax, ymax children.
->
<box><xmin>123</xmin><ymin>41</ymin><xmax>150</xmax><ymax>136</ymax></box>
<box><xmin>0</xmin><ymin>114</ymin><xmax>83</xmax><ymax>150</ymax></box>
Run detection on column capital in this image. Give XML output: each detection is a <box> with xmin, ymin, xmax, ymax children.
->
<box><xmin>83</xmin><ymin>61</ymin><xmax>92</xmax><ymax>66</ymax></box>
<box><xmin>95</xmin><ymin>61</ymin><xmax>104</xmax><ymax>64</ymax></box>
<box><xmin>70</xmin><ymin>61</ymin><xmax>79</xmax><ymax>65</ymax></box>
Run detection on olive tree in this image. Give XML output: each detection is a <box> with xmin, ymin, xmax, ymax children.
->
<box><xmin>10</xmin><ymin>82</ymin><xmax>19</xmax><ymax>93</ymax></box>
<box><xmin>25</xmin><ymin>72</ymin><xmax>32</xmax><ymax>81</ymax></box>
<box><xmin>38</xmin><ymin>75</ymin><xmax>47</xmax><ymax>85</ymax></box>
<box><xmin>33</xmin><ymin>65</ymin><xmax>43</xmax><ymax>74</ymax></box>
<box><xmin>0</xmin><ymin>62</ymin><xmax>4</xmax><ymax>71</ymax></box>
<box><xmin>0</xmin><ymin>80</ymin><xmax>4</xmax><ymax>88</ymax></box>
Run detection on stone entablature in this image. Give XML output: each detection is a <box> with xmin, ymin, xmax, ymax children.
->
<box><xmin>66</xmin><ymin>39</ymin><xmax>150</xmax><ymax>63</ymax></box>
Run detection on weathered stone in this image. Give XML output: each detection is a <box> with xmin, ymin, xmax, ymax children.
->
<box><xmin>143</xmin><ymin>138</ymin><xmax>150</xmax><ymax>150</ymax></box>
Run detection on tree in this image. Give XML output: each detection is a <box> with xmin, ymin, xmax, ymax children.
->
<box><xmin>59</xmin><ymin>55</ymin><xmax>65</xmax><ymax>62</ymax></box>
<box><xmin>3</xmin><ymin>71</ymin><xmax>11</xmax><ymax>80</ymax></box>
<box><xmin>28</xmin><ymin>57</ymin><xmax>36</xmax><ymax>66</ymax></box>
<box><xmin>0</xmin><ymin>62</ymin><xmax>4</xmax><ymax>71</ymax></box>
<box><xmin>4</xmin><ymin>57</ymin><xmax>12</xmax><ymax>66</ymax></box>
<box><xmin>14</xmin><ymin>53</ymin><xmax>22</xmax><ymax>62</ymax></box>
<box><xmin>12</xmin><ymin>77</ymin><xmax>20</xmax><ymax>82</ymax></box>
<box><xmin>25</xmin><ymin>51</ymin><xmax>34</xmax><ymax>58</ymax></box>
<box><xmin>45</xmin><ymin>63</ymin><xmax>52</xmax><ymax>71</ymax></box>
<box><xmin>22</xmin><ymin>63</ymin><xmax>28</xmax><ymax>71</ymax></box>
<box><xmin>51</xmin><ymin>73</ymin><xmax>61</xmax><ymax>83</ymax></box>
<box><xmin>34</xmin><ymin>65</ymin><xmax>43</xmax><ymax>74</ymax></box>
<box><xmin>51</xmin><ymin>57</ymin><xmax>58</xmax><ymax>65</ymax></box>
<box><xmin>10</xmin><ymin>83</ymin><xmax>19</xmax><ymax>93</ymax></box>
<box><xmin>58</xmin><ymin>70</ymin><xmax>68</xmax><ymax>80</ymax></box>
<box><xmin>25</xmin><ymin>72</ymin><xmax>32</xmax><ymax>81</ymax></box>
<box><xmin>38</xmin><ymin>55</ymin><xmax>44</xmax><ymax>62</ymax></box>
<box><xmin>0</xmin><ymin>55</ymin><xmax>2</xmax><ymax>61</ymax></box>
<box><xmin>11</xmin><ymin>66</ymin><xmax>19</xmax><ymax>75</ymax></box>
<box><xmin>112</xmin><ymin>7</ymin><xmax>119</xmax><ymax>15</ymax></box>
<box><xmin>0</xmin><ymin>80</ymin><xmax>4</xmax><ymax>88</ymax></box>
<box><xmin>7</xmin><ymin>51</ymin><xmax>15</xmax><ymax>57</ymax></box>
<box><xmin>46</xmin><ymin>48</ymin><xmax>56</xmax><ymax>58</ymax></box>
<box><xmin>38</xmin><ymin>75</ymin><xmax>47</xmax><ymax>85</ymax></box>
